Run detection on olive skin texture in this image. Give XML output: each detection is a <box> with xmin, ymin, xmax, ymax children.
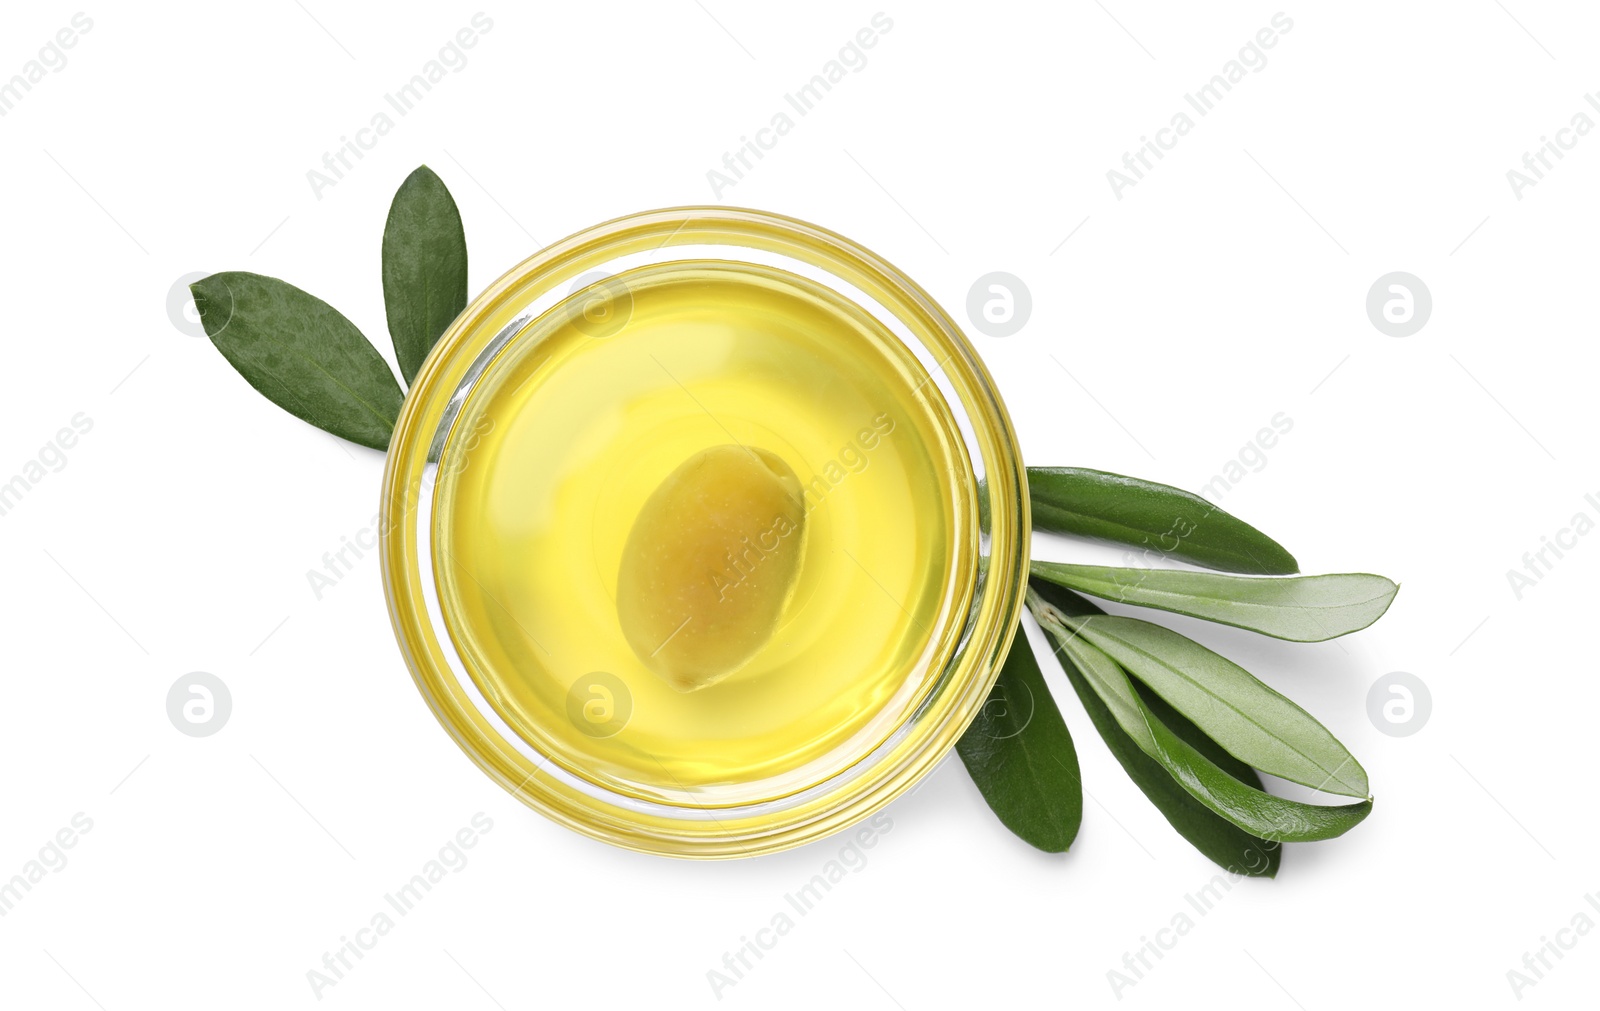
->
<box><xmin>617</xmin><ymin>445</ymin><xmax>806</xmax><ymax>691</ymax></box>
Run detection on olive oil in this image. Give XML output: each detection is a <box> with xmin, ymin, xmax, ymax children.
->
<box><xmin>432</xmin><ymin>261</ymin><xmax>976</xmax><ymax>805</ymax></box>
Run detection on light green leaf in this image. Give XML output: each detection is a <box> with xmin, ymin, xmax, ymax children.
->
<box><xmin>1030</xmin><ymin>587</ymin><xmax>1370</xmax><ymax>841</ymax></box>
<box><xmin>1031</xmin><ymin>562</ymin><xmax>1398</xmax><ymax>642</ymax></box>
<box><xmin>1027</xmin><ymin>582</ymin><xmax>1280</xmax><ymax>875</ymax></box>
<box><xmin>1060</xmin><ymin>614</ymin><xmax>1370</xmax><ymax>798</ymax></box>
<box><xmin>1145</xmin><ymin>714</ymin><xmax>1371</xmax><ymax>841</ymax></box>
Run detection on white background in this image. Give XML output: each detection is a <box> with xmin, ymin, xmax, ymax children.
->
<box><xmin>1</xmin><ymin>1</ymin><xmax>1595</xmax><ymax>1007</ymax></box>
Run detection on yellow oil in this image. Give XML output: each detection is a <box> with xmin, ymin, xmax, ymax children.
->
<box><xmin>432</xmin><ymin>261</ymin><xmax>976</xmax><ymax>805</ymax></box>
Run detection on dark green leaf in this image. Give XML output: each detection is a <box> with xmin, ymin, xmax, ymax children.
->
<box><xmin>1061</xmin><ymin>614</ymin><xmax>1370</xmax><ymax>798</ymax></box>
<box><xmin>192</xmin><ymin>271</ymin><xmax>403</xmax><ymax>450</ymax></box>
<box><xmin>1027</xmin><ymin>581</ymin><xmax>1280</xmax><ymax>876</ymax></box>
<box><xmin>956</xmin><ymin>624</ymin><xmax>1083</xmax><ymax>853</ymax></box>
<box><xmin>1031</xmin><ymin>588</ymin><xmax>1370</xmax><ymax>841</ymax></box>
<box><xmin>1020</xmin><ymin>467</ymin><xmax>1298</xmax><ymax>575</ymax></box>
<box><xmin>382</xmin><ymin>165</ymin><xmax>468</xmax><ymax>384</ymax></box>
<box><xmin>1031</xmin><ymin>562</ymin><xmax>1399</xmax><ymax>642</ymax></box>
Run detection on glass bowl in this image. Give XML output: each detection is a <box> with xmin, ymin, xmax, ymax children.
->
<box><xmin>380</xmin><ymin>207</ymin><xmax>1028</xmax><ymax>858</ymax></box>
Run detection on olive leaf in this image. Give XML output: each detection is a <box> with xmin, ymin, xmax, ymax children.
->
<box><xmin>1027</xmin><ymin>581</ymin><xmax>1280</xmax><ymax>875</ymax></box>
<box><xmin>382</xmin><ymin>165</ymin><xmax>468</xmax><ymax>385</ymax></box>
<box><xmin>1013</xmin><ymin>467</ymin><xmax>1298</xmax><ymax>575</ymax></box>
<box><xmin>191</xmin><ymin>271</ymin><xmax>403</xmax><ymax>450</ymax></box>
<box><xmin>1030</xmin><ymin>586</ymin><xmax>1370</xmax><ymax>841</ymax></box>
<box><xmin>1031</xmin><ymin>562</ymin><xmax>1398</xmax><ymax>642</ymax></box>
<box><xmin>956</xmin><ymin>624</ymin><xmax>1083</xmax><ymax>853</ymax></box>
<box><xmin>1058</xmin><ymin>613</ymin><xmax>1369</xmax><ymax>798</ymax></box>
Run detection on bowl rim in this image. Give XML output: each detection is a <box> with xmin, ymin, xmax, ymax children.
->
<box><xmin>379</xmin><ymin>206</ymin><xmax>1030</xmax><ymax>858</ymax></box>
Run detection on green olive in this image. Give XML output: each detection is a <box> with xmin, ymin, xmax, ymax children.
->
<box><xmin>617</xmin><ymin>444</ymin><xmax>806</xmax><ymax>692</ymax></box>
